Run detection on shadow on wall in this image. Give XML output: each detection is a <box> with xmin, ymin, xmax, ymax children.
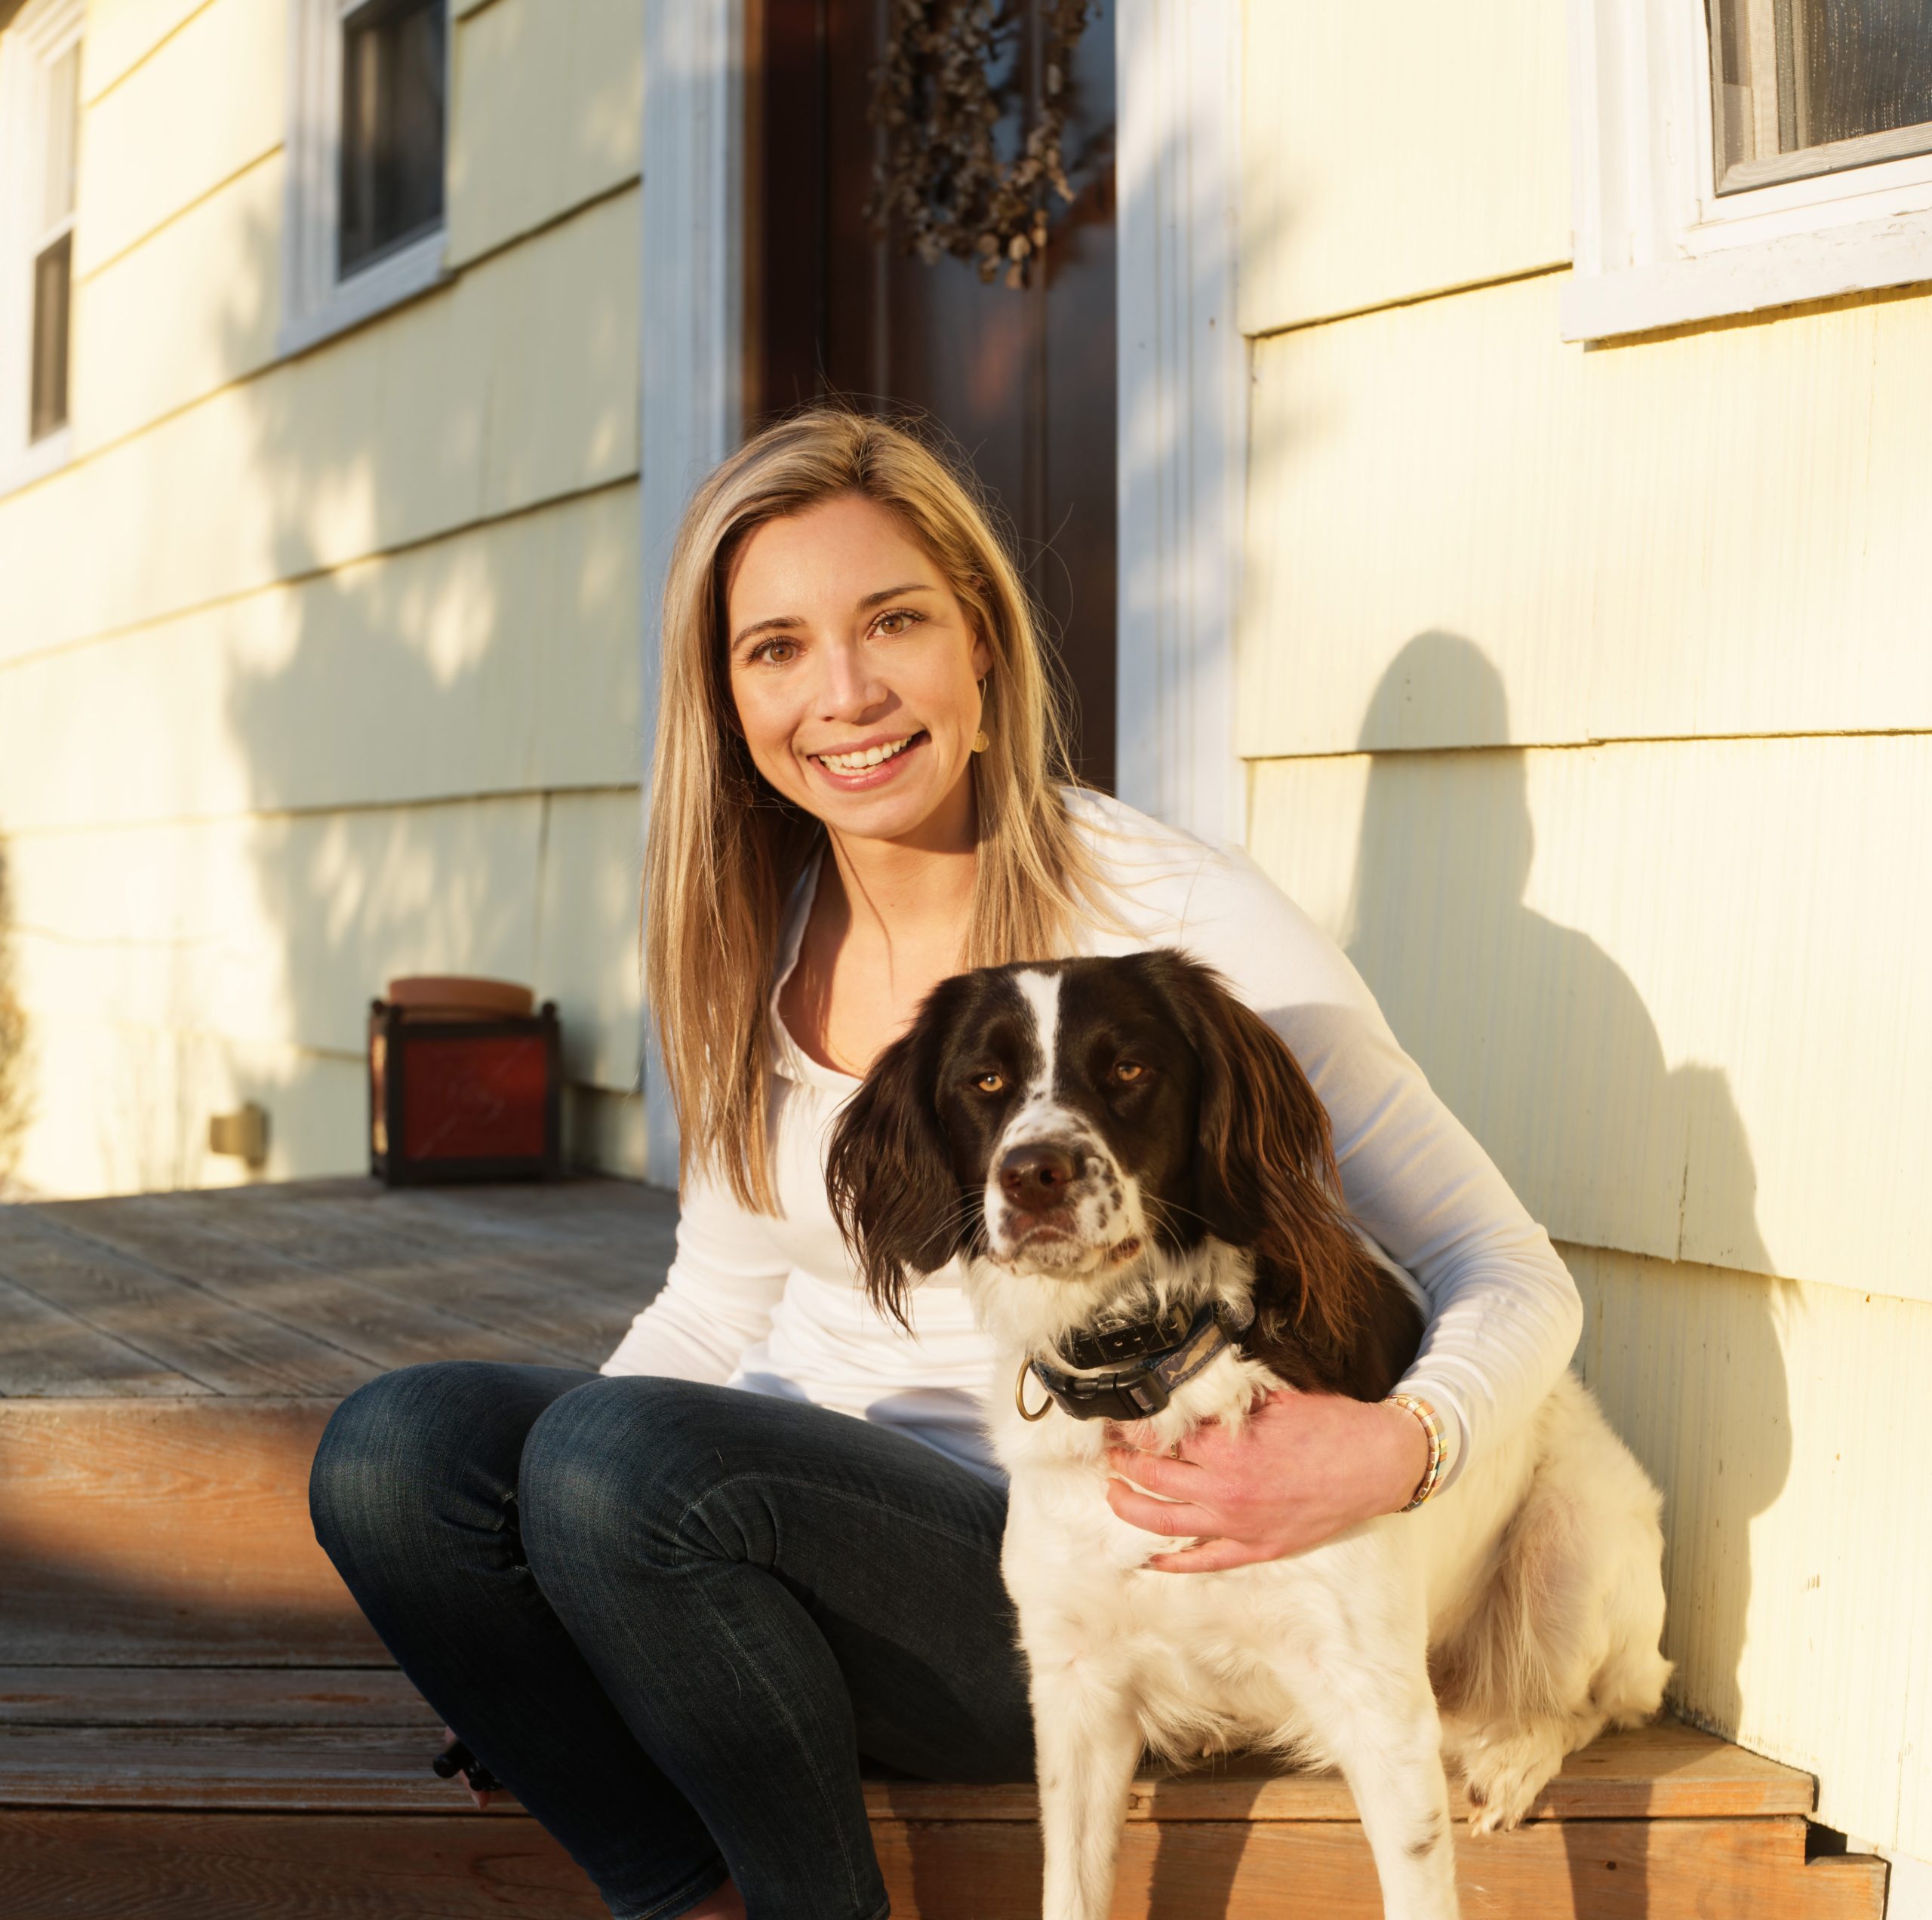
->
<box><xmin>1340</xmin><ymin>632</ymin><xmax>1791</xmax><ymax>1749</ymax></box>
<box><xmin>97</xmin><ymin>146</ymin><xmax>646</xmax><ymax>1189</ymax></box>
<box><xmin>0</xmin><ymin>837</ymin><xmax>29</xmax><ymax>1180</ymax></box>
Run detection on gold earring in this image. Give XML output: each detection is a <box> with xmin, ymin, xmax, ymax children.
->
<box><xmin>971</xmin><ymin>728</ymin><xmax>989</xmax><ymax>754</ymax></box>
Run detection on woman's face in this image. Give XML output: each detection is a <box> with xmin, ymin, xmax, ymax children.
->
<box><xmin>724</xmin><ymin>492</ymin><xmax>993</xmax><ymax>848</ymax></box>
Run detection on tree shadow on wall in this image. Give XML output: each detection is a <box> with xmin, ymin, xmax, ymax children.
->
<box><xmin>0</xmin><ymin>836</ymin><xmax>30</xmax><ymax>1183</ymax></box>
<box><xmin>1343</xmin><ymin>632</ymin><xmax>1791</xmax><ymax>1906</ymax></box>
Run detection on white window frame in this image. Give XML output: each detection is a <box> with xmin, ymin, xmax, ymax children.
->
<box><xmin>1564</xmin><ymin>0</ymin><xmax>1932</xmax><ymax>340</ymax></box>
<box><xmin>278</xmin><ymin>0</ymin><xmax>451</xmax><ymax>358</ymax></box>
<box><xmin>0</xmin><ymin>0</ymin><xmax>83</xmax><ymax>496</ymax></box>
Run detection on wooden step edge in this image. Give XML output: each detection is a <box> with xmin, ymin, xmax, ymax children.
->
<box><xmin>0</xmin><ymin>1809</ymin><xmax>1886</xmax><ymax>1920</ymax></box>
<box><xmin>0</xmin><ymin>1719</ymin><xmax>1819</xmax><ymax>1823</ymax></box>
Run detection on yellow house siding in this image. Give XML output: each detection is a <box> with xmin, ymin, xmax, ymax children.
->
<box><xmin>72</xmin><ymin>0</ymin><xmax>281</xmax><ymax>280</ymax></box>
<box><xmin>1239</xmin><ymin>0</ymin><xmax>1570</xmax><ymax>337</ymax></box>
<box><xmin>0</xmin><ymin>0</ymin><xmax>650</xmax><ymax>1194</ymax></box>
<box><xmin>0</xmin><ymin>485</ymin><xmax>641</xmax><ymax>832</ymax></box>
<box><xmin>1249</xmin><ymin>736</ymin><xmax>1930</xmax><ymax>1307</ymax></box>
<box><xmin>1569</xmin><ymin>1245</ymin><xmax>1932</xmax><ymax>1860</ymax></box>
<box><xmin>69</xmin><ymin>152</ymin><xmax>283</xmax><ymax>452</ymax></box>
<box><xmin>1239</xmin><ymin>8</ymin><xmax>1931</xmax><ymax>1859</ymax></box>
<box><xmin>1241</xmin><ymin>273</ymin><xmax>1932</xmax><ymax>758</ymax></box>
<box><xmin>80</xmin><ymin>0</ymin><xmax>210</xmax><ymax>101</ymax></box>
<box><xmin>2</xmin><ymin>184</ymin><xmax>641</xmax><ymax>663</ymax></box>
<box><xmin>447</xmin><ymin>0</ymin><xmax>644</xmax><ymax>267</ymax></box>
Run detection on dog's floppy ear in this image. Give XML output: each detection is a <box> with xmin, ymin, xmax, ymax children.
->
<box><xmin>826</xmin><ymin>975</ymin><xmax>972</xmax><ymax>1331</ymax></box>
<box><xmin>1144</xmin><ymin>950</ymin><xmax>1374</xmax><ymax>1358</ymax></box>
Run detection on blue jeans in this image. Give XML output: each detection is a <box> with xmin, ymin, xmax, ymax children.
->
<box><xmin>308</xmin><ymin>1364</ymin><xmax>1035</xmax><ymax>1920</ymax></box>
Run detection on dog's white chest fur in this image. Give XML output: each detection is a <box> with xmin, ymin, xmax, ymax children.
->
<box><xmin>991</xmin><ymin>1343</ymin><xmax>1417</xmax><ymax>1768</ymax></box>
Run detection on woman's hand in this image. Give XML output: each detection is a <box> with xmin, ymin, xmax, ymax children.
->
<box><xmin>1103</xmin><ymin>1389</ymin><xmax>1431</xmax><ymax>1572</ymax></box>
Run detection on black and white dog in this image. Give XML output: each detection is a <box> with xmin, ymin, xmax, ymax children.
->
<box><xmin>829</xmin><ymin>950</ymin><xmax>1669</xmax><ymax>1920</ymax></box>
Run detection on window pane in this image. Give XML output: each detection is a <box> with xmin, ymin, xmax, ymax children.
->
<box><xmin>338</xmin><ymin>0</ymin><xmax>445</xmax><ymax>279</ymax></box>
<box><xmin>1711</xmin><ymin>0</ymin><xmax>1932</xmax><ymax>184</ymax></box>
<box><xmin>41</xmin><ymin>42</ymin><xmax>80</xmax><ymax>235</ymax></box>
<box><xmin>30</xmin><ymin>231</ymin><xmax>71</xmax><ymax>443</ymax></box>
<box><xmin>1792</xmin><ymin>0</ymin><xmax>1932</xmax><ymax>146</ymax></box>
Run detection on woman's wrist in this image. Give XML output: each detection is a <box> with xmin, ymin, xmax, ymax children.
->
<box><xmin>1383</xmin><ymin>1393</ymin><xmax>1444</xmax><ymax>1512</ymax></box>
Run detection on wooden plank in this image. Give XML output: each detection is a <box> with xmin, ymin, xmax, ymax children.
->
<box><xmin>0</xmin><ymin>1669</ymin><xmax>427</xmax><ymax>1730</ymax></box>
<box><xmin>0</xmin><ymin>1399</ymin><xmax>383</xmax><ymax>1665</ymax></box>
<box><xmin>0</xmin><ymin>1209</ymin><xmax>373</xmax><ymax>1399</ymax></box>
<box><xmin>106</xmin><ymin>1189</ymin><xmax>629</xmax><ymax>1371</ymax></box>
<box><xmin>0</xmin><ymin>1808</ymin><xmax>1886</xmax><ymax>1920</ymax></box>
<box><xmin>875</xmin><ymin>1815</ymin><xmax>1887</xmax><ymax>1920</ymax></box>
<box><xmin>188</xmin><ymin>1174</ymin><xmax>672</xmax><ymax>1297</ymax></box>
<box><xmin>0</xmin><ymin>1268</ymin><xmax>208</xmax><ymax>1398</ymax></box>
<box><xmin>0</xmin><ymin>1714</ymin><xmax>1814</xmax><ymax>1825</ymax></box>
<box><xmin>0</xmin><ymin>1810</ymin><xmax>609</xmax><ymax>1920</ymax></box>
<box><xmin>40</xmin><ymin>1196</ymin><xmax>572</xmax><ymax>1375</ymax></box>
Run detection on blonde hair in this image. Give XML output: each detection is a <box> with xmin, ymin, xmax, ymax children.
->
<box><xmin>645</xmin><ymin>406</ymin><xmax>1103</xmax><ymax>1211</ymax></box>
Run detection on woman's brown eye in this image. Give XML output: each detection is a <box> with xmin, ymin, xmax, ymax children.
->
<box><xmin>973</xmin><ymin>1072</ymin><xmax>1006</xmax><ymax>1094</ymax></box>
<box><xmin>1112</xmin><ymin>1061</ymin><xmax>1146</xmax><ymax>1085</ymax></box>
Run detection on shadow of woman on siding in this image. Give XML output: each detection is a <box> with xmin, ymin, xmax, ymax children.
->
<box><xmin>1342</xmin><ymin>632</ymin><xmax>1789</xmax><ymax>1911</ymax></box>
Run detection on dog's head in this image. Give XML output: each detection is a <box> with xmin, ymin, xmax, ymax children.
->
<box><xmin>826</xmin><ymin>950</ymin><xmax>1417</xmax><ymax>1395</ymax></box>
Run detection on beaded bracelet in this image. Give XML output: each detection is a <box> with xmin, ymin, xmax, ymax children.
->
<box><xmin>1386</xmin><ymin>1392</ymin><xmax>1445</xmax><ymax>1512</ymax></box>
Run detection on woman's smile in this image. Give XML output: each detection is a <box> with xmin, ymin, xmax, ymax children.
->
<box><xmin>808</xmin><ymin>729</ymin><xmax>930</xmax><ymax>787</ymax></box>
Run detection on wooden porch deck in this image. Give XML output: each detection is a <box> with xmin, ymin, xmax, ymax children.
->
<box><xmin>0</xmin><ymin>1179</ymin><xmax>1888</xmax><ymax>1917</ymax></box>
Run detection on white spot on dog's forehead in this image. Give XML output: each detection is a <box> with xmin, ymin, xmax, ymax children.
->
<box><xmin>1011</xmin><ymin>969</ymin><xmax>1062</xmax><ymax>1103</ymax></box>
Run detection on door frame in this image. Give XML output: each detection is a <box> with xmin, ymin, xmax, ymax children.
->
<box><xmin>635</xmin><ymin>0</ymin><xmax>1244</xmax><ymax>1180</ymax></box>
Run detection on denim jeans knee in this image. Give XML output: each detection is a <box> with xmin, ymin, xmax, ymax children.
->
<box><xmin>309</xmin><ymin>1359</ymin><xmax>586</xmax><ymax>1565</ymax></box>
<box><xmin>515</xmin><ymin>1374</ymin><xmax>732</xmax><ymax>1588</ymax></box>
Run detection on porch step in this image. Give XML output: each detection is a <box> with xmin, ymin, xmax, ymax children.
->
<box><xmin>0</xmin><ymin>1668</ymin><xmax>1890</xmax><ymax>1918</ymax></box>
<box><xmin>0</xmin><ymin>1183</ymin><xmax>1891</xmax><ymax>1916</ymax></box>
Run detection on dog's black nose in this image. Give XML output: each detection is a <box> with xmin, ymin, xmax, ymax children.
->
<box><xmin>998</xmin><ymin>1143</ymin><xmax>1080</xmax><ymax>1213</ymax></box>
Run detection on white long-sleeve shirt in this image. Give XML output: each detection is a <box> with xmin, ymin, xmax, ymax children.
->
<box><xmin>602</xmin><ymin>790</ymin><xmax>1582</xmax><ymax>1488</ymax></box>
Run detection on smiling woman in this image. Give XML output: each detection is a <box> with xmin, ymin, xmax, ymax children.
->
<box><xmin>310</xmin><ymin>405</ymin><xmax>1592</xmax><ymax>1920</ymax></box>
<box><xmin>645</xmin><ymin>409</ymin><xmax>1107</xmax><ymax>1213</ymax></box>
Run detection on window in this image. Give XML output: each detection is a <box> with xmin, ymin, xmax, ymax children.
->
<box><xmin>1711</xmin><ymin>0</ymin><xmax>1932</xmax><ymax>189</ymax></box>
<box><xmin>0</xmin><ymin>0</ymin><xmax>83</xmax><ymax>492</ymax></box>
<box><xmin>281</xmin><ymin>0</ymin><xmax>449</xmax><ymax>356</ymax></box>
<box><xmin>1565</xmin><ymin>0</ymin><xmax>1932</xmax><ymax>340</ymax></box>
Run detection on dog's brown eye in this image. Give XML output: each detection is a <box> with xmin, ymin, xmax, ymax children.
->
<box><xmin>972</xmin><ymin>1072</ymin><xmax>1007</xmax><ymax>1095</ymax></box>
<box><xmin>1111</xmin><ymin>1061</ymin><xmax>1147</xmax><ymax>1085</ymax></box>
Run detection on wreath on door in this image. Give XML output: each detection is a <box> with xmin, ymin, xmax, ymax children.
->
<box><xmin>867</xmin><ymin>1</ymin><xmax>1096</xmax><ymax>289</ymax></box>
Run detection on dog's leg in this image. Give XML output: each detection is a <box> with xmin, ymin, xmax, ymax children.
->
<box><xmin>1030</xmin><ymin>1664</ymin><xmax>1143</xmax><ymax>1920</ymax></box>
<box><xmin>1438</xmin><ymin>1376</ymin><xmax>1672</xmax><ymax>1834</ymax></box>
<box><xmin>1294</xmin><ymin>1669</ymin><xmax>1460</xmax><ymax>1920</ymax></box>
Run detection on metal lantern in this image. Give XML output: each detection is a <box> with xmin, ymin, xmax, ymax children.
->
<box><xmin>368</xmin><ymin>976</ymin><xmax>561</xmax><ymax>1186</ymax></box>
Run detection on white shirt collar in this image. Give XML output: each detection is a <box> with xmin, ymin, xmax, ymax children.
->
<box><xmin>766</xmin><ymin>845</ymin><xmax>858</xmax><ymax>1093</ymax></box>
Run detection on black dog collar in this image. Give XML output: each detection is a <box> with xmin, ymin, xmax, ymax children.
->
<box><xmin>1023</xmin><ymin>1299</ymin><xmax>1250</xmax><ymax>1423</ymax></box>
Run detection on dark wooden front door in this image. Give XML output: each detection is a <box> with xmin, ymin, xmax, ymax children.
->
<box><xmin>751</xmin><ymin>0</ymin><xmax>1118</xmax><ymax>792</ymax></box>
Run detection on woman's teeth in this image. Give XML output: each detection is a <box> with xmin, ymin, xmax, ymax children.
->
<box><xmin>816</xmin><ymin>734</ymin><xmax>919</xmax><ymax>774</ymax></box>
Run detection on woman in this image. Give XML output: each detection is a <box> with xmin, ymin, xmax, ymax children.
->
<box><xmin>309</xmin><ymin>408</ymin><xmax>1580</xmax><ymax>1920</ymax></box>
